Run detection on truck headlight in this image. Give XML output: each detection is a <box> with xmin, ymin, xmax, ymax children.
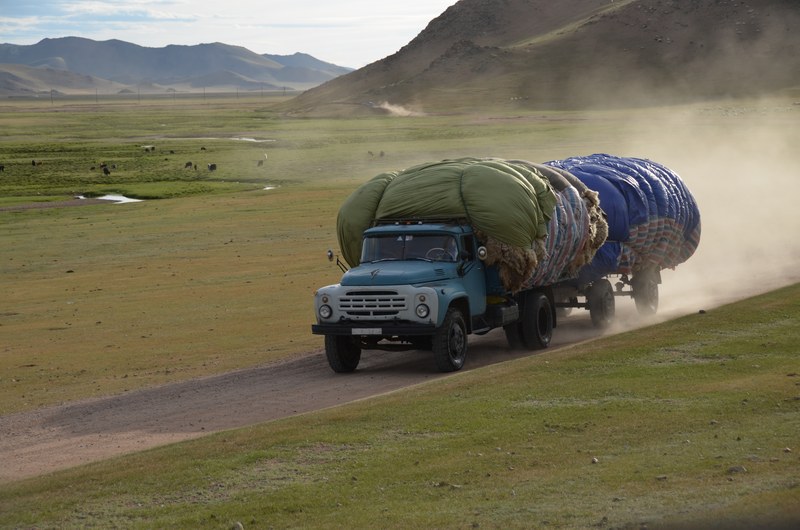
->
<box><xmin>415</xmin><ymin>304</ymin><xmax>430</xmax><ymax>318</ymax></box>
<box><xmin>319</xmin><ymin>304</ymin><xmax>332</xmax><ymax>319</ymax></box>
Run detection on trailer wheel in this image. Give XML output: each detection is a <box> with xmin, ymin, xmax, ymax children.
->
<box><xmin>589</xmin><ymin>279</ymin><xmax>615</xmax><ymax>328</ymax></box>
<box><xmin>325</xmin><ymin>335</ymin><xmax>362</xmax><ymax>373</ymax></box>
<box><xmin>632</xmin><ymin>271</ymin><xmax>659</xmax><ymax>315</ymax></box>
<box><xmin>432</xmin><ymin>307</ymin><xmax>467</xmax><ymax>372</ymax></box>
<box><xmin>520</xmin><ymin>291</ymin><xmax>553</xmax><ymax>350</ymax></box>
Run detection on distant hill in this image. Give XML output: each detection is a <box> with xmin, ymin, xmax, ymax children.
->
<box><xmin>286</xmin><ymin>0</ymin><xmax>800</xmax><ymax>115</ymax></box>
<box><xmin>0</xmin><ymin>63</ymin><xmax>128</xmax><ymax>96</ymax></box>
<box><xmin>0</xmin><ymin>37</ymin><xmax>353</xmax><ymax>96</ymax></box>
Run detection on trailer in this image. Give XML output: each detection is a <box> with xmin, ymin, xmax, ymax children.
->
<box><xmin>547</xmin><ymin>154</ymin><xmax>701</xmax><ymax>327</ymax></box>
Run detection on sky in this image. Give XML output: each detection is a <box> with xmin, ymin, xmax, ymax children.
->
<box><xmin>0</xmin><ymin>0</ymin><xmax>458</xmax><ymax>68</ymax></box>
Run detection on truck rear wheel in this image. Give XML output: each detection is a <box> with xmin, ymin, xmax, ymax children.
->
<box><xmin>589</xmin><ymin>279</ymin><xmax>615</xmax><ymax>328</ymax></box>
<box><xmin>520</xmin><ymin>291</ymin><xmax>553</xmax><ymax>350</ymax></box>
<box><xmin>632</xmin><ymin>269</ymin><xmax>659</xmax><ymax>315</ymax></box>
<box><xmin>325</xmin><ymin>335</ymin><xmax>362</xmax><ymax>373</ymax></box>
<box><xmin>432</xmin><ymin>307</ymin><xmax>467</xmax><ymax>372</ymax></box>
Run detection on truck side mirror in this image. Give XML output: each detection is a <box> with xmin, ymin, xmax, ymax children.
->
<box><xmin>477</xmin><ymin>246</ymin><xmax>488</xmax><ymax>261</ymax></box>
<box><xmin>327</xmin><ymin>249</ymin><xmax>349</xmax><ymax>273</ymax></box>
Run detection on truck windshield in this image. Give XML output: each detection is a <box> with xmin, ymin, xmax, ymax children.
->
<box><xmin>361</xmin><ymin>234</ymin><xmax>458</xmax><ymax>263</ymax></box>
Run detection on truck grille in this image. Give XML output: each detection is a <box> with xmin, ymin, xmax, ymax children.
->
<box><xmin>340</xmin><ymin>290</ymin><xmax>407</xmax><ymax>317</ymax></box>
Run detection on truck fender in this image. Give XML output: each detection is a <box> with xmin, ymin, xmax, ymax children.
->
<box><xmin>442</xmin><ymin>296</ymin><xmax>471</xmax><ymax>333</ymax></box>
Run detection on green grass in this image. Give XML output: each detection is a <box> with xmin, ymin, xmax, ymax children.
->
<box><xmin>0</xmin><ymin>96</ymin><xmax>667</xmax><ymax>203</ymax></box>
<box><xmin>1</xmin><ymin>284</ymin><xmax>798</xmax><ymax>529</ymax></box>
<box><xmin>0</xmin><ymin>95</ymin><xmax>686</xmax><ymax>414</ymax></box>
<box><xmin>1</xmin><ymin>95</ymin><xmax>799</xmax><ymax>528</ymax></box>
<box><xmin>0</xmin><ymin>185</ymin><xmax>347</xmax><ymax>410</ymax></box>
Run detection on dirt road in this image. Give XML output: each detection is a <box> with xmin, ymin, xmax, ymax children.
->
<box><xmin>0</xmin><ymin>316</ymin><xmax>605</xmax><ymax>482</ymax></box>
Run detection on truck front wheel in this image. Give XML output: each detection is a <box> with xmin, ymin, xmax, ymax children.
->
<box><xmin>432</xmin><ymin>308</ymin><xmax>467</xmax><ymax>372</ymax></box>
<box><xmin>325</xmin><ymin>335</ymin><xmax>362</xmax><ymax>373</ymax></box>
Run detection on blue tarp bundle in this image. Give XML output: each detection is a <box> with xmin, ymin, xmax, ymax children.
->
<box><xmin>546</xmin><ymin>154</ymin><xmax>701</xmax><ymax>282</ymax></box>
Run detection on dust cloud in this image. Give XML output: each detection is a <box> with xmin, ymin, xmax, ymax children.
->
<box><xmin>377</xmin><ymin>101</ymin><xmax>425</xmax><ymax>117</ymax></box>
<box><xmin>616</xmin><ymin>100</ymin><xmax>800</xmax><ymax>321</ymax></box>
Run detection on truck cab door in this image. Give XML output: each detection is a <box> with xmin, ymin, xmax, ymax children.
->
<box><xmin>459</xmin><ymin>235</ymin><xmax>486</xmax><ymax>317</ymax></box>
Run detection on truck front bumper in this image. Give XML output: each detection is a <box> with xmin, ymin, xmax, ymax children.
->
<box><xmin>312</xmin><ymin>321</ymin><xmax>437</xmax><ymax>337</ymax></box>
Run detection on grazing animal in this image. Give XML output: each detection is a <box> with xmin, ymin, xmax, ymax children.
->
<box><xmin>111</xmin><ymin>164</ymin><xmax>116</xmax><ymax>169</ymax></box>
<box><xmin>32</xmin><ymin>160</ymin><xmax>36</xmax><ymax>166</ymax></box>
<box><xmin>0</xmin><ymin>164</ymin><xmax>4</xmax><ymax>172</ymax></box>
<box><xmin>257</xmin><ymin>160</ymin><xmax>264</xmax><ymax>167</ymax></box>
<box><xmin>103</xmin><ymin>167</ymin><xmax>111</xmax><ymax>176</ymax></box>
<box><xmin>200</xmin><ymin>147</ymin><xmax>206</xmax><ymax>151</ymax></box>
<box><xmin>169</xmin><ymin>150</ymin><xmax>175</xmax><ymax>154</ymax></box>
<box><xmin>185</xmin><ymin>161</ymin><xmax>193</xmax><ymax>168</ymax></box>
<box><xmin>380</xmin><ymin>151</ymin><xmax>385</xmax><ymax>157</ymax></box>
<box><xmin>368</xmin><ymin>151</ymin><xmax>374</xmax><ymax>157</ymax></box>
<box><xmin>208</xmin><ymin>163</ymin><xmax>217</xmax><ymax>171</ymax></box>
<box><xmin>90</xmin><ymin>166</ymin><xmax>96</xmax><ymax>170</ymax></box>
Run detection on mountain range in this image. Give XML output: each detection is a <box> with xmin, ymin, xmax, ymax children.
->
<box><xmin>287</xmin><ymin>0</ymin><xmax>800</xmax><ymax>115</ymax></box>
<box><xmin>3</xmin><ymin>0</ymin><xmax>799</xmax><ymax>114</ymax></box>
<box><xmin>0</xmin><ymin>37</ymin><xmax>352</xmax><ymax>96</ymax></box>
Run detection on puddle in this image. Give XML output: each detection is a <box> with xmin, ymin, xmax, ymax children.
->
<box><xmin>232</xmin><ymin>137</ymin><xmax>276</xmax><ymax>143</ymax></box>
<box><xmin>98</xmin><ymin>194</ymin><xmax>143</xmax><ymax>203</ymax></box>
<box><xmin>76</xmin><ymin>195</ymin><xmax>143</xmax><ymax>204</ymax></box>
<box><xmin>160</xmin><ymin>137</ymin><xmax>276</xmax><ymax>143</ymax></box>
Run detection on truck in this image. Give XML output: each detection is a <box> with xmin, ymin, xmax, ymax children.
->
<box><xmin>311</xmin><ymin>155</ymin><xmax>700</xmax><ymax>373</ymax></box>
<box><xmin>311</xmin><ymin>219</ymin><xmax>556</xmax><ymax>372</ymax></box>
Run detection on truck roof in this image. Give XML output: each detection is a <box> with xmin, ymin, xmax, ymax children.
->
<box><xmin>365</xmin><ymin>220</ymin><xmax>473</xmax><ymax>236</ymax></box>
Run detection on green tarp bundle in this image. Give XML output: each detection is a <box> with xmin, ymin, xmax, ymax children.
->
<box><xmin>336</xmin><ymin>158</ymin><xmax>562</xmax><ymax>291</ymax></box>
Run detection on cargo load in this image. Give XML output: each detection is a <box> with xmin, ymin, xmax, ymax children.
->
<box><xmin>336</xmin><ymin>157</ymin><xmax>607</xmax><ymax>292</ymax></box>
<box><xmin>545</xmin><ymin>154</ymin><xmax>701</xmax><ymax>283</ymax></box>
<box><xmin>315</xmin><ymin>155</ymin><xmax>701</xmax><ymax>373</ymax></box>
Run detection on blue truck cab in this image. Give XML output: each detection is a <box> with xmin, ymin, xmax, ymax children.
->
<box><xmin>312</xmin><ymin>220</ymin><xmax>555</xmax><ymax>372</ymax></box>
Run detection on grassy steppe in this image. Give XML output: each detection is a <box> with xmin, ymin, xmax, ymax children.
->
<box><xmin>1</xmin><ymin>95</ymin><xmax>799</xmax><ymax>528</ymax></box>
<box><xmin>1</xmin><ymin>96</ymin><xmax>701</xmax><ymax>414</ymax></box>
<box><xmin>1</xmin><ymin>284</ymin><xmax>798</xmax><ymax>529</ymax></box>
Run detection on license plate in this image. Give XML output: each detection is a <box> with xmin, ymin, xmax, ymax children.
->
<box><xmin>353</xmin><ymin>328</ymin><xmax>382</xmax><ymax>335</ymax></box>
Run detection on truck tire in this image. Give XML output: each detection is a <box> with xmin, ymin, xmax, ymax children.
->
<box><xmin>432</xmin><ymin>307</ymin><xmax>467</xmax><ymax>372</ymax></box>
<box><xmin>520</xmin><ymin>291</ymin><xmax>553</xmax><ymax>350</ymax></box>
<box><xmin>632</xmin><ymin>270</ymin><xmax>659</xmax><ymax>315</ymax></box>
<box><xmin>325</xmin><ymin>335</ymin><xmax>362</xmax><ymax>373</ymax></box>
<box><xmin>589</xmin><ymin>279</ymin><xmax>615</xmax><ymax>328</ymax></box>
